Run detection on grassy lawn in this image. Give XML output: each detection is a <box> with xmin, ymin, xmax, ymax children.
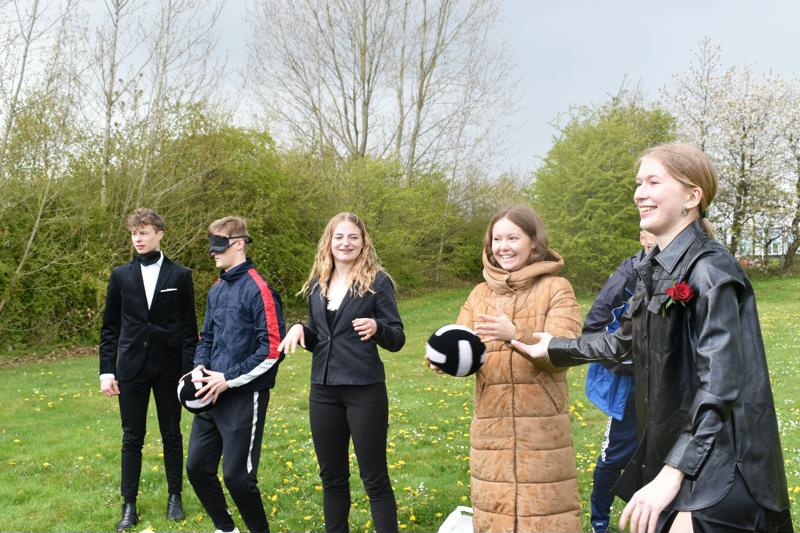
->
<box><xmin>0</xmin><ymin>278</ymin><xmax>798</xmax><ymax>532</ymax></box>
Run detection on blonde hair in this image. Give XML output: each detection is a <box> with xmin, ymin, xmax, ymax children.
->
<box><xmin>300</xmin><ymin>212</ymin><xmax>390</xmax><ymax>298</ymax></box>
<box><xmin>639</xmin><ymin>143</ymin><xmax>718</xmax><ymax>238</ymax></box>
<box><xmin>484</xmin><ymin>205</ymin><xmax>551</xmax><ymax>269</ymax></box>
<box><xmin>208</xmin><ymin>216</ymin><xmax>250</xmax><ymax>238</ymax></box>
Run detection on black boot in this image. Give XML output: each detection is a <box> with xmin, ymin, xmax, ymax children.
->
<box><xmin>166</xmin><ymin>493</ymin><xmax>185</xmax><ymax>520</ymax></box>
<box><xmin>116</xmin><ymin>502</ymin><xmax>138</xmax><ymax>531</ymax></box>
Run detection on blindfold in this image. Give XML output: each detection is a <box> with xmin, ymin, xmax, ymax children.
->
<box><xmin>207</xmin><ymin>233</ymin><xmax>253</xmax><ymax>255</ymax></box>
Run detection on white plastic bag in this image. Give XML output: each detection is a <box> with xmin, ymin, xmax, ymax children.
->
<box><xmin>436</xmin><ymin>506</ymin><xmax>473</xmax><ymax>533</ymax></box>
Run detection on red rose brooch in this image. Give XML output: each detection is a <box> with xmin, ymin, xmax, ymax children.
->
<box><xmin>661</xmin><ymin>281</ymin><xmax>695</xmax><ymax>315</ymax></box>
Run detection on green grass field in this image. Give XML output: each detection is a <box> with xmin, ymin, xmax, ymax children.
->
<box><xmin>1</xmin><ymin>278</ymin><xmax>798</xmax><ymax>532</ymax></box>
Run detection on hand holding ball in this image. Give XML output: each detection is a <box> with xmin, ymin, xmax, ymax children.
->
<box><xmin>177</xmin><ymin>368</ymin><xmax>214</xmax><ymax>413</ymax></box>
<box><xmin>425</xmin><ymin>324</ymin><xmax>486</xmax><ymax>377</ymax></box>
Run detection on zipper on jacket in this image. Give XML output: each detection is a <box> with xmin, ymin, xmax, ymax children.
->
<box><xmin>509</xmin><ymin>294</ymin><xmax>520</xmax><ymax>532</ymax></box>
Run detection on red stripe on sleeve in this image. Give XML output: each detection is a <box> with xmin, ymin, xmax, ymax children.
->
<box><xmin>247</xmin><ymin>269</ymin><xmax>281</xmax><ymax>361</ymax></box>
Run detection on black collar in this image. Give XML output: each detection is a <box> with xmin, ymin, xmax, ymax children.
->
<box><xmin>136</xmin><ymin>250</ymin><xmax>162</xmax><ymax>266</ymax></box>
<box><xmin>654</xmin><ymin>221</ymin><xmax>704</xmax><ymax>275</ymax></box>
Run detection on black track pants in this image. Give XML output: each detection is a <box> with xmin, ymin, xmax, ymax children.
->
<box><xmin>186</xmin><ymin>388</ymin><xmax>271</xmax><ymax>533</ymax></box>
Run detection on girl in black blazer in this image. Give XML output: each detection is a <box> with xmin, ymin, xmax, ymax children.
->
<box><xmin>279</xmin><ymin>212</ymin><xmax>404</xmax><ymax>533</ymax></box>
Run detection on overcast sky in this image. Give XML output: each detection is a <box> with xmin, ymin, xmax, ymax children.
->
<box><xmin>218</xmin><ymin>0</ymin><xmax>800</xmax><ymax>173</ymax></box>
<box><xmin>498</xmin><ymin>0</ymin><xmax>800</xmax><ymax>172</ymax></box>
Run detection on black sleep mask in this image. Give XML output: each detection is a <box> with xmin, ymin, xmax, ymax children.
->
<box><xmin>207</xmin><ymin>233</ymin><xmax>253</xmax><ymax>255</ymax></box>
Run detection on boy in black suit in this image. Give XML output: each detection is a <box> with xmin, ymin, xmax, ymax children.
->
<box><xmin>99</xmin><ymin>208</ymin><xmax>198</xmax><ymax>531</ymax></box>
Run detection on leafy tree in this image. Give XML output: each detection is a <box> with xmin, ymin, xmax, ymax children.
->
<box><xmin>528</xmin><ymin>93</ymin><xmax>674</xmax><ymax>292</ymax></box>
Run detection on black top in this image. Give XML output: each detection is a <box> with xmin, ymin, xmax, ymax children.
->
<box><xmin>549</xmin><ymin>221</ymin><xmax>790</xmax><ymax>512</ymax></box>
<box><xmin>302</xmin><ymin>271</ymin><xmax>405</xmax><ymax>385</ymax></box>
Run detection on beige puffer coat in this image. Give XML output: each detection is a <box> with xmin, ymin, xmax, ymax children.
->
<box><xmin>458</xmin><ymin>250</ymin><xmax>582</xmax><ymax>532</ymax></box>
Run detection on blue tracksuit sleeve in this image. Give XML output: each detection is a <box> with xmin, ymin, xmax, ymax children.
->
<box><xmin>583</xmin><ymin>256</ymin><xmax>638</xmax><ymax>334</ymax></box>
<box><xmin>224</xmin><ymin>278</ymin><xmax>285</xmax><ymax>388</ymax></box>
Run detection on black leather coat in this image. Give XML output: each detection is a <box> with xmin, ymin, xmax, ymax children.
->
<box><xmin>548</xmin><ymin>222</ymin><xmax>790</xmax><ymax>512</ymax></box>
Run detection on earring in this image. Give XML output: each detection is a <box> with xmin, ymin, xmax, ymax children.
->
<box><xmin>680</xmin><ymin>205</ymin><xmax>688</xmax><ymax>217</ymax></box>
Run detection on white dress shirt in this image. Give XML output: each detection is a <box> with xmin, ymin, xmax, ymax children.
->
<box><xmin>141</xmin><ymin>251</ymin><xmax>164</xmax><ymax>309</ymax></box>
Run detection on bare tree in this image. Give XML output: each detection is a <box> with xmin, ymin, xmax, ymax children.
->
<box><xmin>662</xmin><ymin>37</ymin><xmax>723</xmax><ymax>152</ymax></box>
<box><xmin>84</xmin><ymin>0</ymin><xmax>225</xmax><ymax>222</ymax></box>
<box><xmin>247</xmin><ymin>0</ymin><xmax>515</xmax><ymax>179</ymax></box>
<box><xmin>0</xmin><ymin>0</ymin><xmax>77</xmax><ymax>168</ymax></box>
<box><xmin>0</xmin><ymin>4</ymin><xmax>85</xmax><ymax>321</ymax></box>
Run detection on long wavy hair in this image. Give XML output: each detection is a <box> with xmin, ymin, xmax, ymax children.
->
<box><xmin>300</xmin><ymin>212</ymin><xmax>390</xmax><ymax>298</ymax></box>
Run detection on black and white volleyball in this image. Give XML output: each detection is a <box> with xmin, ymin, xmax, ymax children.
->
<box><xmin>426</xmin><ymin>324</ymin><xmax>486</xmax><ymax>377</ymax></box>
<box><xmin>177</xmin><ymin>369</ymin><xmax>214</xmax><ymax>413</ymax></box>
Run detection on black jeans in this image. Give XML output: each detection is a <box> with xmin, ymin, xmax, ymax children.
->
<box><xmin>186</xmin><ymin>388</ymin><xmax>271</xmax><ymax>533</ymax></box>
<box><xmin>309</xmin><ymin>383</ymin><xmax>397</xmax><ymax>533</ymax></box>
<box><xmin>118</xmin><ymin>358</ymin><xmax>183</xmax><ymax>501</ymax></box>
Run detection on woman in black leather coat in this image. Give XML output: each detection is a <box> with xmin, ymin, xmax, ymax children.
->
<box><xmin>511</xmin><ymin>143</ymin><xmax>792</xmax><ymax>533</ymax></box>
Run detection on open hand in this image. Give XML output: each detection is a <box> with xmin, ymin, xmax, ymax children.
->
<box><xmin>474</xmin><ymin>302</ymin><xmax>515</xmax><ymax>342</ymax></box>
<box><xmin>509</xmin><ymin>332</ymin><xmax>552</xmax><ymax>363</ymax></box>
<box><xmin>619</xmin><ymin>464</ymin><xmax>683</xmax><ymax>533</ymax></box>
<box><xmin>278</xmin><ymin>323</ymin><xmax>306</xmax><ymax>354</ymax></box>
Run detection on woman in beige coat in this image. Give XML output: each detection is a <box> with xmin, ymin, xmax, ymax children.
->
<box><xmin>445</xmin><ymin>206</ymin><xmax>583</xmax><ymax>532</ymax></box>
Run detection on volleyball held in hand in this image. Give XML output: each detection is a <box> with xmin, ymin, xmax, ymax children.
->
<box><xmin>177</xmin><ymin>368</ymin><xmax>214</xmax><ymax>413</ymax></box>
<box><xmin>426</xmin><ymin>324</ymin><xmax>486</xmax><ymax>377</ymax></box>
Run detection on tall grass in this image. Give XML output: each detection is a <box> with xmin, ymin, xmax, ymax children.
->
<box><xmin>0</xmin><ymin>280</ymin><xmax>798</xmax><ymax>532</ymax></box>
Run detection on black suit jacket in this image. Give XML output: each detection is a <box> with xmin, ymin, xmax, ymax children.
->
<box><xmin>99</xmin><ymin>255</ymin><xmax>198</xmax><ymax>381</ymax></box>
<box><xmin>302</xmin><ymin>271</ymin><xmax>404</xmax><ymax>385</ymax></box>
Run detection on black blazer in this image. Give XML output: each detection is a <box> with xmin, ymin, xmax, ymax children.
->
<box><xmin>302</xmin><ymin>271</ymin><xmax>404</xmax><ymax>385</ymax></box>
<box><xmin>99</xmin><ymin>255</ymin><xmax>198</xmax><ymax>381</ymax></box>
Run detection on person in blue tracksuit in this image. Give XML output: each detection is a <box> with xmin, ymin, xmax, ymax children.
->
<box><xmin>585</xmin><ymin>230</ymin><xmax>654</xmax><ymax>533</ymax></box>
<box><xmin>186</xmin><ymin>216</ymin><xmax>285</xmax><ymax>533</ymax></box>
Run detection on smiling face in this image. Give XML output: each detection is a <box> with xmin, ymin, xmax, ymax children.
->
<box><xmin>330</xmin><ymin>220</ymin><xmax>364</xmax><ymax>266</ymax></box>
<box><xmin>635</xmin><ymin>156</ymin><xmax>701</xmax><ymax>245</ymax></box>
<box><xmin>491</xmin><ymin>217</ymin><xmax>535</xmax><ymax>272</ymax></box>
<box><xmin>130</xmin><ymin>224</ymin><xmax>163</xmax><ymax>255</ymax></box>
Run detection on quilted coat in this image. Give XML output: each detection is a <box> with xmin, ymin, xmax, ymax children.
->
<box><xmin>458</xmin><ymin>249</ymin><xmax>583</xmax><ymax>532</ymax></box>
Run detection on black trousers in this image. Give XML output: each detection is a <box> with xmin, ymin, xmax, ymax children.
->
<box><xmin>186</xmin><ymin>388</ymin><xmax>270</xmax><ymax>533</ymax></box>
<box><xmin>117</xmin><ymin>358</ymin><xmax>183</xmax><ymax>501</ymax></box>
<box><xmin>309</xmin><ymin>382</ymin><xmax>397</xmax><ymax>533</ymax></box>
